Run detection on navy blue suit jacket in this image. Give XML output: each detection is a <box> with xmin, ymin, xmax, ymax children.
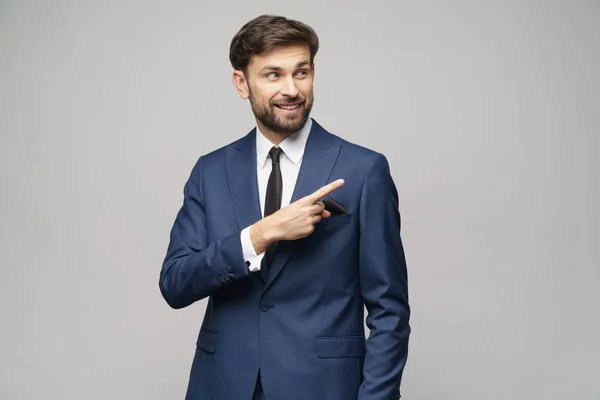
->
<box><xmin>160</xmin><ymin>119</ymin><xmax>410</xmax><ymax>399</ymax></box>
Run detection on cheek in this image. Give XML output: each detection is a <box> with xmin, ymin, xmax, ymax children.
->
<box><xmin>263</xmin><ymin>90</ymin><xmax>281</xmax><ymax>105</ymax></box>
<box><xmin>299</xmin><ymin>82</ymin><xmax>314</xmax><ymax>98</ymax></box>
<box><xmin>253</xmin><ymin>94</ymin><xmax>274</xmax><ymax>109</ymax></box>
<box><xmin>250</xmin><ymin>83</ymin><xmax>277</xmax><ymax>104</ymax></box>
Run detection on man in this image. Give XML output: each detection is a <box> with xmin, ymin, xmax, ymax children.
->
<box><xmin>159</xmin><ymin>15</ymin><xmax>410</xmax><ymax>400</ymax></box>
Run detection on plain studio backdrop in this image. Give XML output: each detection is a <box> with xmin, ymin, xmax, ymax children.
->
<box><xmin>1</xmin><ymin>0</ymin><xmax>598</xmax><ymax>399</ymax></box>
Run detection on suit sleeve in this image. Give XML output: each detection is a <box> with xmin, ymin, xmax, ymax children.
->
<box><xmin>357</xmin><ymin>154</ymin><xmax>411</xmax><ymax>400</ymax></box>
<box><xmin>159</xmin><ymin>157</ymin><xmax>251</xmax><ymax>309</ymax></box>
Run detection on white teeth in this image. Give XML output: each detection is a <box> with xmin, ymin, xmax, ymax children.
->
<box><xmin>278</xmin><ymin>104</ymin><xmax>300</xmax><ymax>110</ymax></box>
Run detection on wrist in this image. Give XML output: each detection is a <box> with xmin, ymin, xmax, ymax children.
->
<box><xmin>250</xmin><ymin>218</ymin><xmax>277</xmax><ymax>254</ymax></box>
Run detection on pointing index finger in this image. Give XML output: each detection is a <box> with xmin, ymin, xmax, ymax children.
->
<box><xmin>305</xmin><ymin>179</ymin><xmax>345</xmax><ymax>203</ymax></box>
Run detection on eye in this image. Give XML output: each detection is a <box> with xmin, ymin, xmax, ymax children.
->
<box><xmin>266</xmin><ymin>72</ymin><xmax>279</xmax><ymax>80</ymax></box>
<box><xmin>296</xmin><ymin>70</ymin><xmax>308</xmax><ymax>77</ymax></box>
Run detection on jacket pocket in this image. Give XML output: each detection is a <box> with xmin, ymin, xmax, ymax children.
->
<box><xmin>315</xmin><ymin>336</ymin><xmax>365</xmax><ymax>358</ymax></box>
<box><xmin>196</xmin><ymin>330</ymin><xmax>217</xmax><ymax>354</ymax></box>
<box><xmin>316</xmin><ymin>213</ymin><xmax>352</xmax><ymax>227</ymax></box>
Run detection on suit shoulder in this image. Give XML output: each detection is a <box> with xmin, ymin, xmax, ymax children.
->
<box><xmin>187</xmin><ymin>131</ymin><xmax>253</xmax><ymax>177</ymax></box>
<box><xmin>327</xmin><ymin>130</ymin><xmax>388</xmax><ymax>169</ymax></box>
<box><xmin>200</xmin><ymin>134</ymin><xmax>246</xmax><ymax>163</ymax></box>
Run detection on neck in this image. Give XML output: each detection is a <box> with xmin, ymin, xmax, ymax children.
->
<box><xmin>256</xmin><ymin>120</ymin><xmax>297</xmax><ymax>145</ymax></box>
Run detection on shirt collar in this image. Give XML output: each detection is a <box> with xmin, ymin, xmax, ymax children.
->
<box><xmin>256</xmin><ymin>118</ymin><xmax>313</xmax><ymax>168</ymax></box>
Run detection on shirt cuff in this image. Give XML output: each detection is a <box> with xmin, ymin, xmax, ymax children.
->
<box><xmin>241</xmin><ymin>226</ymin><xmax>265</xmax><ymax>272</ymax></box>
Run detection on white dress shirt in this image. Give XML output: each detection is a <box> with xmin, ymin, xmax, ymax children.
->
<box><xmin>240</xmin><ymin>118</ymin><xmax>313</xmax><ymax>272</ymax></box>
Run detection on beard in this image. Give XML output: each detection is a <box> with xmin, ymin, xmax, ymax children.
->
<box><xmin>248</xmin><ymin>89</ymin><xmax>313</xmax><ymax>135</ymax></box>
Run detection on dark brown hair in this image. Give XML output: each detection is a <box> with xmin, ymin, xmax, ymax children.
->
<box><xmin>229</xmin><ymin>15</ymin><xmax>319</xmax><ymax>73</ymax></box>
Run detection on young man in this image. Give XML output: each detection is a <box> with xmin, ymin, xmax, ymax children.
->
<box><xmin>160</xmin><ymin>15</ymin><xmax>410</xmax><ymax>400</ymax></box>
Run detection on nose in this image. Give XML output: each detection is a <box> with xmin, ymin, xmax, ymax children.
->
<box><xmin>279</xmin><ymin>76</ymin><xmax>299</xmax><ymax>98</ymax></box>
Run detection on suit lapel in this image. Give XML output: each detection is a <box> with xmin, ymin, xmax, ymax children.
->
<box><xmin>226</xmin><ymin>129</ymin><xmax>262</xmax><ymax>239</ymax></box>
<box><xmin>265</xmin><ymin>120</ymin><xmax>341</xmax><ymax>290</ymax></box>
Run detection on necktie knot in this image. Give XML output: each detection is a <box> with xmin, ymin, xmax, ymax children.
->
<box><xmin>269</xmin><ymin>146</ymin><xmax>283</xmax><ymax>164</ymax></box>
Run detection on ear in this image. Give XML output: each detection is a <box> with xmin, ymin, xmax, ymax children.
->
<box><xmin>232</xmin><ymin>70</ymin><xmax>249</xmax><ymax>99</ymax></box>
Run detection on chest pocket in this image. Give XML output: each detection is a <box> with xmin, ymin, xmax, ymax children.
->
<box><xmin>315</xmin><ymin>213</ymin><xmax>352</xmax><ymax>228</ymax></box>
<box><xmin>284</xmin><ymin>213</ymin><xmax>354</xmax><ymax>259</ymax></box>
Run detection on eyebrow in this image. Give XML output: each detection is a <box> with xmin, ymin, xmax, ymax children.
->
<box><xmin>259</xmin><ymin>60</ymin><xmax>311</xmax><ymax>73</ymax></box>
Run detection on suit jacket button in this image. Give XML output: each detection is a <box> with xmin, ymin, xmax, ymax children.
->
<box><xmin>260</xmin><ymin>302</ymin><xmax>271</xmax><ymax>312</ymax></box>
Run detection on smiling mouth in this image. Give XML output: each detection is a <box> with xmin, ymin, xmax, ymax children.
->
<box><xmin>274</xmin><ymin>102</ymin><xmax>303</xmax><ymax>110</ymax></box>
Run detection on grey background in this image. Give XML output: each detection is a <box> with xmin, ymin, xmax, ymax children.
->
<box><xmin>1</xmin><ymin>0</ymin><xmax>598</xmax><ymax>399</ymax></box>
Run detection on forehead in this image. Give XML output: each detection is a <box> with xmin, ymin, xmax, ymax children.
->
<box><xmin>248</xmin><ymin>44</ymin><xmax>311</xmax><ymax>71</ymax></box>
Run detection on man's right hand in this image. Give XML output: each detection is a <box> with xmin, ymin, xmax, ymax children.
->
<box><xmin>250</xmin><ymin>179</ymin><xmax>345</xmax><ymax>254</ymax></box>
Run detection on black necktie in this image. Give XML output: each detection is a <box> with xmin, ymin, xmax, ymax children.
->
<box><xmin>264</xmin><ymin>146</ymin><xmax>283</xmax><ymax>270</ymax></box>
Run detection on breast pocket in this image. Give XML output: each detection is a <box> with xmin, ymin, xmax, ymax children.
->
<box><xmin>315</xmin><ymin>213</ymin><xmax>352</xmax><ymax>228</ymax></box>
<box><xmin>290</xmin><ymin>213</ymin><xmax>354</xmax><ymax>262</ymax></box>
